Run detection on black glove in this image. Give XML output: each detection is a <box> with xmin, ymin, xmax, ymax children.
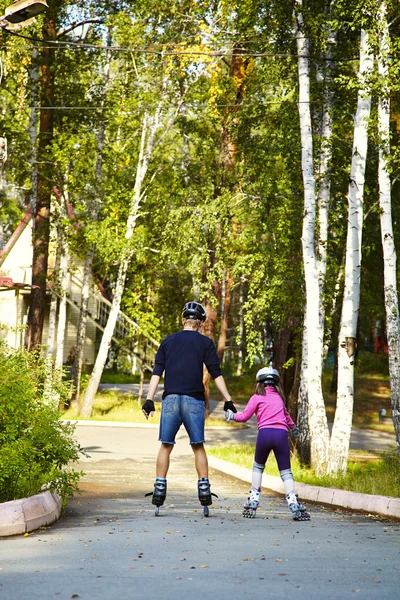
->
<box><xmin>223</xmin><ymin>400</ymin><xmax>237</xmax><ymax>414</ymax></box>
<box><xmin>142</xmin><ymin>399</ymin><xmax>155</xmax><ymax>417</ymax></box>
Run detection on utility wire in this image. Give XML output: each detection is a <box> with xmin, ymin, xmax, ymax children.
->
<box><xmin>3</xmin><ymin>28</ymin><xmax>359</xmax><ymax>62</ymax></box>
<box><xmin>1</xmin><ymin>101</ymin><xmax>319</xmax><ymax>112</ymax></box>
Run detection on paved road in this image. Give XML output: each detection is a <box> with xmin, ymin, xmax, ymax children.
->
<box><xmin>1</xmin><ymin>423</ymin><xmax>399</xmax><ymax>600</ymax></box>
<box><xmin>99</xmin><ymin>383</ymin><xmax>396</xmax><ymax>453</ymax></box>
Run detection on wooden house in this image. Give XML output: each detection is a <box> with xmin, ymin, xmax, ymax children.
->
<box><xmin>0</xmin><ymin>209</ymin><xmax>98</xmax><ymax>367</ymax></box>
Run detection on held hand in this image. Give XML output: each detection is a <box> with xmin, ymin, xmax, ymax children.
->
<box><xmin>225</xmin><ymin>409</ymin><xmax>235</xmax><ymax>422</ymax></box>
<box><xmin>290</xmin><ymin>425</ymin><xmax>300</xmax><ymax>439</ymax></box>
<box><xmin>142</xmin><ymin>399</ymin><xmax>155</xmax><ymax>420</ymax></box>
<box><xmin>223</xmin><ymin>400</ymin><xmax>237</xmax><ymax>414</ymax></box>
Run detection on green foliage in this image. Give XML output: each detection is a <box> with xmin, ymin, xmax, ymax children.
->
<box><xmin>355</xmin><ymin>351</ymin><xmax>389</xmax><ymax>375</ymax></box>
<box><xmin>0</xmin><ymin>342</ymin><xmax>84</xmax><ymax>503</ymax></box>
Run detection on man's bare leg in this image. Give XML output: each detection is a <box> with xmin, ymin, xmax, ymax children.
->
<box><xmin>191</xmin><ymin>443</ymin><xmax>208</xmax><ymax>479</ymax></box>
<box><xmin>156</xmin><ymin>443</ymin><xmax>174</xmax><ymax>478</ymax></box>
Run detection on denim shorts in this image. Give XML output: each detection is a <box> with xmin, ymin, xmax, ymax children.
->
<box><xmin>159</xmin><ymin>394</ymin><xmax>205</xmax><ymax>445</ymax></box>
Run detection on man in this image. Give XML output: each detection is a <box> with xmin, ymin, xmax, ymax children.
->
<box><xmin>142</xmin><ymin>300</ymin><xmax>236</xmax><ymax>513</ymax></box>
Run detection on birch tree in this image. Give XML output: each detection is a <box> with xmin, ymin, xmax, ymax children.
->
<box><xmin>80</xmin><ymin>106</ymin><xmax>162</xmax><ymax>417</ymax></box>
<box><xmin>328</xmin><ymin>28</ymin><xmax>373</xmax><ymax>474</ymax></box>
<box><xmin>295</xmin><ymin>0</ymin><xmax>330</xmax><ymax>474</ymax></box>
<box><xmin>377</xmin><ymin>1</ymin><xmax>400</xmax><ymax>449</ymax></box>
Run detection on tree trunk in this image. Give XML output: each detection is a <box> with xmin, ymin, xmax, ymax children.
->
<box><xmin>46</xmin><ymin>236</ymin><xmax>61</xmax><ymax>359</ymax></box>
<box><xmin>70</xmin><ymin>248</ymin><xmax>93</xmax><ymax>407</ymax></box>
<box><xmin>28</xmin><ymin>47</ymin><xmax>39</xmax><ymax>214</ymax></box>
<box><xmin>275</xmin><ymin>315</ymin><xmax>300</xmax><ymax>416</ymax></box>
<box><xmin>217</xmin><ymin>270</ymin><xmax>232</xmax><ymax>363</ymax></box>
<box><xmin>297</xmin><ymin>320</ymin><xmax>311</xmax><ymax>466</ymax></box>
<box><xmin>377</xmin><ymin>3</ymin><xmax>400</xmax><ymax>450</ymax></box>
<box><xmin>295</xmin><ymin>0</ymin><xmax>330</xmax><ymax>474</ymax></box>
<box><xmin>80</xmin><ymin>107</ymin><xmax>161</xmax><ymax>417</ymax></box>
<box><xmin>236</xmin><ymin>277</ymin><xmax>245</xmax><ymax>376</ymax></box>
<box><xmin>26</xmin><ymin>7</ymin><xmax>59</xmax><ymax>350</ymax></box>
<box><xmin>203</xmin><ymin>294</ymin><xmax>220</xmax><ymax>418</ymax></box>
<box><xmin>329</xmin><ymin>29</ymin><xmax>373</xmax><ymax>474</ymax></box>
<box><xmin>55</xmin><ymin>243</ymin><xmax>70</xmax><ymax>368</ymax></box>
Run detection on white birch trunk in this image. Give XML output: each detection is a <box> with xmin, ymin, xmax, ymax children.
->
<box><xmin>46</xmin><ymin>238</ymin><xmax>60</xmax><ymax>359</ymax></box>
<box><xmin>236</xmin><ymin>276</ymin><xmax>244</xmax><ymax>376</ymax></box>
<box><xmin>329</xmin><ymin>29</ymin><xmax>373</xmax><ymax>474</ymax></box>
<box><xmin>80</xmin><ymin>107</ymin><xmax>162</xmax><ymax>417</ymax></box>
<box><xmin>377</xmin><ymin>3</ymin><xmax>400</xmax><ymax>449</ymax></box>
<box><xmin>70</xmin><ymin>248</ymin><xmax>93</xmax><ymax>405</ymax></box>
<box><xmin>295</xmin><ymin>1</ymin><xmax>330</xmax><ymax>474</ymax></box>
<box><xmin>55</xmin><ymin>244</ymin><xmax>70</xmax><ymax>368</ymax></box>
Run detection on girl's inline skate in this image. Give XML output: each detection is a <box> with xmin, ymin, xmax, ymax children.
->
<box><xmin>242</xmin><ymin>487</ymin><xmax>260</xmax><ymax>518</ymax></box>
<box><xmin>286</xmin><ymin>492</ymin><xmax>311</xmax><ymax>521</ymax></box>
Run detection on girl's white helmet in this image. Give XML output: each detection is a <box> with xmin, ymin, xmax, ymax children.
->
<box><xmin>256</xmin><ymin>367</ymin><xmax>280</xmax><ymax>386</ymax></box>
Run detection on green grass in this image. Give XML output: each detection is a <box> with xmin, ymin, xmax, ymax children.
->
<box><xmin>64</xmin><ymin>390</ymin><xmax>159</xmax><ymax>423</ymax></box>
<box><xmin>100</xmin><ymin>373</ymin><xmax>141</xmax><ymax>384</ymax></box>
<box><xmin>322</xmin><ymin>372</ymin><xmax>393</xmax><ymax>433</ymax></box>
<box><xmin>208</xmin><ymin>443</ymin><xmax>400</xmax><ymax>498</ymax></box>
<box><xmin>63</xmin><ymin>389</ymin><xmax>237</xmax><ymax>427</ymax></box>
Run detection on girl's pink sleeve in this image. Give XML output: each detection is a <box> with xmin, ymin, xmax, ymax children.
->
<box><xmin>284</xmin><ymin>406</ymin><xmax>295</xmax><ymax>428</ymax></box>
<box><xmin>234</xmin><ymin>396</ymin><xmax>258</xmax><ymax>422</ymax></box>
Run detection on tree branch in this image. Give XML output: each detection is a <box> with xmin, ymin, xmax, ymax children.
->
<box><xmin>57</xmin><ymin>19</ymin><xmax>104</xmax><ymax>39</ymax></box>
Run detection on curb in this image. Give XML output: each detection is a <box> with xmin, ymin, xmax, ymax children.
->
<box><xmin>0</xmin><ymin>490</ymin><xmax>62</xmax><ymax>537</ymax></box>
<box><xmin>208</xmin><ymin>456</ymin><xmax>400</xmax><ymax>520</ymax></box>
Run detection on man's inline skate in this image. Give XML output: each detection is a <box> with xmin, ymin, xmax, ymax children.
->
<box><xmin>242</xmin><ymin>487</ymin><xmax>260</xmax><ymax>518</ymax></box>
<box><xmin>286</xmin><ymin>492</ymin><xmax>310</xmax><ymax>521</ymax></box>
<box><xmin>145</xmin><ymin>478</ymin><xmax>167</xmax><ymax>516</ymax></box>
<box><xmin>198</xmin><ymin>478</ymin><xmax>218</xmax><ymax>517</ymax></box>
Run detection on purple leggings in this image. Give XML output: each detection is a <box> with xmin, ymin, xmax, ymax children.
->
<box><xmin>254</xmin><ymin>428</ymin><xmax>291</xmax><ymax>471</ymax></box>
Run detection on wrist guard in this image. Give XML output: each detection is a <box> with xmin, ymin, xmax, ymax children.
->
<box><xmin>223</xmin><ymin>400</ymin><xmax>237</xmax><ymax>413</ymax></box>
<box><xmin>142</xmin><ymin>399</ymin><xmax>155</xmax><ymax>416</ymax></box>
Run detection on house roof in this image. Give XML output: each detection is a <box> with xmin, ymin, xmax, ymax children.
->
<box><xmin>0</xmin><ymin>276</ymin><xmax>38</xmax><ymax>292</ymax></box>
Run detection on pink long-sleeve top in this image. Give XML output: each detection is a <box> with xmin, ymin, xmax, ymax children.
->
<box><xmin>234</xmin><ymin>388</ymin><xmax>295</xmax><ymax>431</ymax></box>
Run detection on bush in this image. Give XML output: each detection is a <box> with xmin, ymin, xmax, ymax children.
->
<box><xmin>0</xmin><ymin>342</ymin><xmax>84</xmax><ymax>504</ymax></box>
<box><xmin>355</xmin><ymin>351</ymin><xmax>389</xmax><ymax>375</ymax></box>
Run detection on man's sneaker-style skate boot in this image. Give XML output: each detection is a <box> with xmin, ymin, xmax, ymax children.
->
<box><xmin>286</xmin><ymin>492</ymin><xmax>310</xmax><ymax>521</ymax></box>
<box><xmin>145</xmin><ymin>478</ymin><xmax>167</xmax><ymax>516</ymax></box>
<box><xmin>243</xmin><ymin>487</ymin><xmax>260</xmax><ymax>518</ymax></box>
<box><xmin>198</xmin><ymin>478</ymin><xmax>218</xmax><ymax>517</ymax></box>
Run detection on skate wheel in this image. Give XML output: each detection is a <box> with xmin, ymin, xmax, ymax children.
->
<box><xmin>154</xmin><ymin>506</ymin><xmax>160</xmax><ymax>516</ymax></box>
<box><xmin>203</xmin><ymin>506</ymin><xmax>209</xmax><ymax>517</ymax></box>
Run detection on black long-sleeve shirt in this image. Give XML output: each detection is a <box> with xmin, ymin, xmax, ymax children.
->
<box><xmin>152</xmin><ymin>330</ymin><xmax>222</xmax><ymax>401</ymax></box>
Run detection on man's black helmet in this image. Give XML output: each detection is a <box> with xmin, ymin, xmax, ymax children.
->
<box><xmin>256</xmin><ymin>367</ymin><xmax>280</xmax><ymax>386</ymax></box>
<box><xmin>182</xmin><ymin>301</ymin><xmax>206</xmax><ymax>322</ymax></box>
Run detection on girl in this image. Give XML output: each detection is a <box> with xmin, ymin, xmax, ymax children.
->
<box><xmin>226</xmin><ymin>367</ymin><xmax>310</xmax><ymax>521</ymax></box>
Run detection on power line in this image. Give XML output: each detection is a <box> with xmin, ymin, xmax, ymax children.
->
<box><xmin>1</xmin><ymin>101</ymin><xmax>319</xmax><ymax>113</ymax></box>
<box><xmin>3</xmin><ymin>28</ymin><xmax>359</xmax><ymax>62</ymax></box>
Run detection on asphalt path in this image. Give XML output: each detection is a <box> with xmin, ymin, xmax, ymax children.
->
<box><xmin>99</xmin><ymin>382</ymin><xmax>397</xmax><ymax>453</ymax></box>
<box><xmin>1</xmin><ymin>420</ymin><xmax>399</xmax><ymax>600</ymax></box>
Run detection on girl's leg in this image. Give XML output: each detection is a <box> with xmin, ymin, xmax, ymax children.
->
<box><xmin>243</xmin><ymin>430</ymin><xmax>272</xmax><ymax>517</ymax></box>
<box><xmin>272</xmin><ymin>429</ymin><xmax>310</xmax><ymax>520</ymax></box>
